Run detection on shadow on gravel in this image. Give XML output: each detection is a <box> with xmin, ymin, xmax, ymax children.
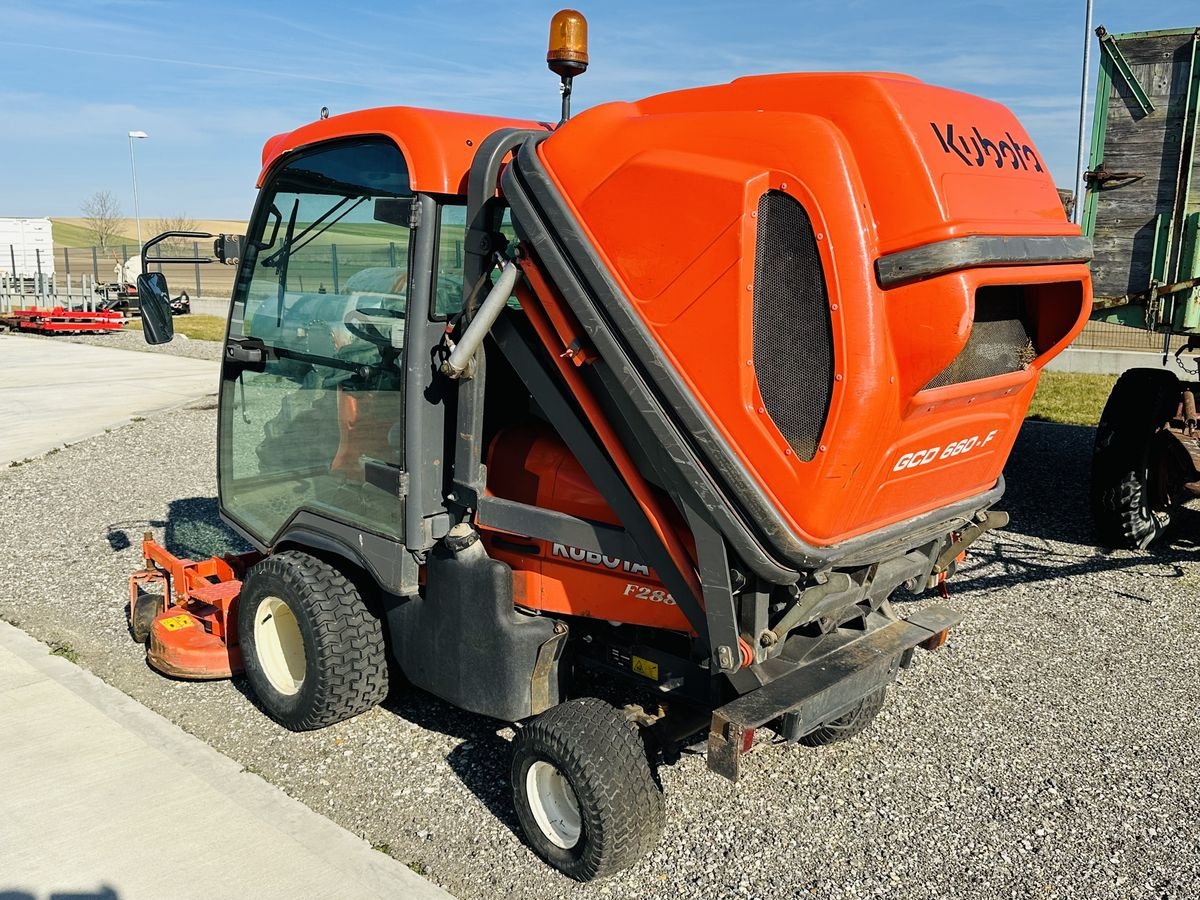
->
<box><xmin>381</xmin><ymin>691</ymin><xmax>523</xmax><ymax>836</ymax></box>
<box><xmin>229</xmin><ymin>672</ymin><xmax>527</xmax><ymax>839</ymax></box>
<box><xmin>1001</xmin><ymin>420</ymin><xmax>1094</xmax><ymax>545</ymax></box>
<box><xmin>104</xmin><ymin>496</ymin><xmax>248</xmax><ymax>561</ymax></box>
<box><xmin>918</xmin><ymin>419</ymin><xmax>1199</xmax><ymax>599</ymax></box>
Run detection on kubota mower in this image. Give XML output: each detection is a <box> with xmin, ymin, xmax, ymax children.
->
<box><xmin>127</xmin><ymin>10</ymin><xmax>1092</xmax><ymax>880</ymax></box>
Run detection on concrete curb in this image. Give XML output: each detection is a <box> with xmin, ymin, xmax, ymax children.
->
<box><xmin>0</xmin><ymin>622</ymin><xmax>453</xmax><ymax>900</ymax></box>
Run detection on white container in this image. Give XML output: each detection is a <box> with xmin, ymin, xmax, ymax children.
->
<box><xmin>0</xmin><ymin>217</ymin><xmax>55</xmax><ymax>278</ymax></box>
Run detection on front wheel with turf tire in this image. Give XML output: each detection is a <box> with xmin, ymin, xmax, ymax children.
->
<box><xmin>1090</xmin><ymin>369</ymin><xmax>1181</xmax><ymax>549</ymax></box>
<box><xmin>797</xmin><ymin>687</ymin><xmax>888</xmax><ymax>747</ymax></box>
<box><xmin>237</xmin><ymin>551</ymin><xmax>388</xmax><ymax>731</ymax></box>
<box><xmin>511</xmin><ymin>698</ymin><xmax>665</xmax><ymax>881</ymax></box>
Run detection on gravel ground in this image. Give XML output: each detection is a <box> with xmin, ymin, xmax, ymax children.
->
<box><xmin>1</xmin><ymin>408</ymin><xmax>1197</xmax><ymax>899</ymax></box>
<box><xmin>17</xmin><ymin>327</ymin><xmax>223</xmax><ymax>361</ymax></box>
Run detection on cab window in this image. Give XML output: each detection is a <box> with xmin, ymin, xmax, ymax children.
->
<box><xmin>220</xmin><ymin>138</ymin><xmax>412</xmax><ymax>544</ymax></box>
<box><xmin>431</xmin><ymin>205</ymin><xmax>519</xmax><ymax>318</ymax></box>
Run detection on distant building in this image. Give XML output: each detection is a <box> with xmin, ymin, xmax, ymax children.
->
<box><xmin>0</xmin><ymin>217</ymin><xmax>55</xmax><ymax>278</ymax></box>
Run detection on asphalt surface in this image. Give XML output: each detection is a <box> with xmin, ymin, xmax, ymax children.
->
<box><xmin>0</xmin><ymin>351</ymin><xmax>1197</xmax><ymax>898</ymax></box>
<box><xmin>16</xmin><ymin>326</ymin><xmax>225</xmax><ymax>361</ymax></box>
<box><xmin>0</xmin><ymin>334</ymin><xmax>218</xmax><ymax>465</ymax></box>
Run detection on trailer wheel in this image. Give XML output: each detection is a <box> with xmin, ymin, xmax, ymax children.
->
<box><xmin>797</xmin><ymin>687</ymin><xmax>888</xmax><ymax>747</ymax></box>
<box><xmin>238</xmin><ymin>551</ymin><xmax>388</xmax><ymax>731</ymax></box>
<box><xmin>511</xmin><ymin>698</ymin><xmax>664</xmax><ymax>881</ymax></box>
<box><xmin>1090</xmin><ymin>369</ymin><xmax>1180</xmax><ymax>549</ymax></box>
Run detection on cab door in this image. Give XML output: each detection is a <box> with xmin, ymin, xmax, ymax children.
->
<box><xmin>218</xmin><ymin>138</ymin><xmax>413</xmax><ymax>546</ymax></box>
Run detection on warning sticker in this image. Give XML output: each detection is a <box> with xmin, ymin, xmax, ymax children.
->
<box><xmin>631</xmin><ymin>656</ymin><xmax>659</xmax><ymax>680</ymax></box>
<box><xmin>160</xmin><ymin>615</ymin><xmax>194</xmax><ymax>632</ymax></box>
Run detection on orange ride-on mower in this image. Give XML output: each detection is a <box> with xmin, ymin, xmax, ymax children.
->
<box><xmin>127</xmin><ymin>10</ymin><xmax>1092</xmax><ymax>881</ymax></box>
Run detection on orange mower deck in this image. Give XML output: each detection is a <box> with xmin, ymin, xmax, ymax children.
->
<box><xmin>129</xmin><ymin>532</ymin><xmax>260</xmax><ymax>679</ymax></box>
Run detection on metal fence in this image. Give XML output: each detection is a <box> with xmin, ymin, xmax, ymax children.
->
<box><xmin>1</xmin><ymin>239</ymin><xmax>1187</xmax><ymax>354</ymax></box>
<box><xmin>2</xmin><ymin>242</ymin><xmax>238</xmax><ymax>307</ymax></box>
<box><xmin>0</xmin><ymin>272</ymin><xmax>101</xmax><ymax>313</ymax></box>
<box><xmin>4</xmin><ymin>239</ymin><xmax>431</xmax><ymax>310</ymax></box>
<box><xmin>1071</xmin><ymin>318</ymin><xmax>1189</xmax><ymax>353</ymax></box>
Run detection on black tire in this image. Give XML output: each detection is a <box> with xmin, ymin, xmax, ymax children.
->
<box><xmin>237</xmin><ymin>551</ymin><xmax>388</xmax><ymax>730</ymax></box>
<box><xmin>1090</xmin><ymin>369</ymin><xmax>1180</xmax><ymax>549</ymax></box>
<box><xmin>798</xmin><ymin>687</ymin><xmax>888</xmax><ymax>747</ymax></box>
<box><xmin>128</xmin><ymin>589</ymin><xmax>161</xmax><ymax>644</ymax></box>
<box><xmin>511</xmin><ymin>698</ymin><xmax>665</xmax><ymax>881</ymax></box>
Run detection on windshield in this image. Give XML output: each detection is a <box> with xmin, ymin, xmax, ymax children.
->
<box><xmin>221</xmin><ymin>137</ymin><xmax>414</xmax><ymax>544</ymax></box>
<box><xmin>236</xmin><ymin>139</ymin><xmax>414</xmax><ymax>360</ymax></box>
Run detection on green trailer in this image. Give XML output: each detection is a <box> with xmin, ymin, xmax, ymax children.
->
<box><xmin>1083</xmin><ymin>25</ymin><xmax>1200</xmax><ymax>548</ymax></box>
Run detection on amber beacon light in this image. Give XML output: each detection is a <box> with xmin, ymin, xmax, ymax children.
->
<box><xmin>547</xmin><ymin>9</ymin><xmax>588</xmax><ymax>123</ymax></box>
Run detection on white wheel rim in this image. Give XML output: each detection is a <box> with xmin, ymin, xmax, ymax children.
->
<box><xmin>526</xmin><ymin>760</ymin><xmax>582</xmax><ymax>849</ymax></box>
<box><xmin>253</xmin><ymin>595</ymin><xmax>305</xmax><ymax>695</ymax></box>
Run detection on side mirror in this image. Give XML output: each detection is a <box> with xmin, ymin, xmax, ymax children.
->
<box><xmin>137</xmin><ymin>273</ymin><xmax>175</xmax><ymax>345</ymax></box>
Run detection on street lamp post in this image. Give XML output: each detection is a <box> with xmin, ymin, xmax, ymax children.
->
<box><xmin>128</xmin><ymin>130</ymin><xmax>149</xmax><ymax>252</ymax></box>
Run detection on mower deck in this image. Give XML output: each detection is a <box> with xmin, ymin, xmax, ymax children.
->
<box><xmin>129</xmin><ymin>533</ymin><xmax>259</xmax><ymax>679</ymax></box>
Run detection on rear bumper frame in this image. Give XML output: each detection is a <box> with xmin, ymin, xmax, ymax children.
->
<box><xmin>706</xmin><ymin>605</ymin><xmax>962</xmax><ymax>781</ymax></box>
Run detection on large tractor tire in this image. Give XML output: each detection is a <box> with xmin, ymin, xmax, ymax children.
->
<box><xmin>511</xmin><ymin>698</ymin><xmax>665</xmax><ymax>881</ymax></box>
<box><xmin>1090</xmin><ymin>368</ymin><xmax>1181</xmax><ymax>549</ymax></box>
<box><xmin>237</xmin><ymin>551</ymin><xmax>389</xmax><ymax>731</ymax></box>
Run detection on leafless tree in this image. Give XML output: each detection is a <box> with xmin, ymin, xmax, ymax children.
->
<box><xmin>152</xmin><ymin>214</ymin><xmax>199</xmax><ymax>255</ymax></box>
<box><xmin>81</xmin><ymin>191</ymin><xmax>124</xmax><ymax>250</ymax></box>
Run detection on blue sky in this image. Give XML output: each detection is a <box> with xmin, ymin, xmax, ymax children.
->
<box><xmin>1</xmin><ymin>1</ymin><xmax>1196</xmax><ymax>219</ymax></box>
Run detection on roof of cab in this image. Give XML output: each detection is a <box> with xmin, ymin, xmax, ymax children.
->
<box><xmin>258</xmin><ymin>106</ymin><xmax>548</xmax><ymax>195</ymax></box>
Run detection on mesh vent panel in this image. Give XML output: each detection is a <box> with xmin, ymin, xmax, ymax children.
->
<box><xmin>923</xmin><ymin>286</ymin><xmax>1036</xmax><ymax>390</ymax></box>
<box><xmin>752</xmin><ymin>191</ymin><xmax>834</xmax><ymax>461</ymax></box>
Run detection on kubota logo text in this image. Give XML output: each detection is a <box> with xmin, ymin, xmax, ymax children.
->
<box><xmin>930</xmin><ymin>123</ymin><xmax>1043</xmax><ymax>173</ymax></box>
<box><xmin>551</xmin><ymin>542</ymin><xmax>651</xmax><ymax>576</ymax></box>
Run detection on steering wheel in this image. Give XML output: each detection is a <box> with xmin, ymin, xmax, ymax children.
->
<box><xmin>344</xmin><ymin>304</ymin><xmax>404</xmax><ymax>348</ymax></box>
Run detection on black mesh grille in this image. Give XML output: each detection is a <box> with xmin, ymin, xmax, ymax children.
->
<box><xmin>923</xmin><ymin>286</ymin><xmax>1037</xmax><ymax>390</ymax></box>
<box><xmin>752</xmin><ymin>191</ymin><xmax>834</xmax><ymax>461</ymax></box>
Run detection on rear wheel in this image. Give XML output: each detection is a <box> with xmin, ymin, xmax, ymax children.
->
<box><xmin>511</xmin><ymin>698</ymin><xmax>664</xmax><ymax>881</ymax></box>
<box><xmin>1090</xmin><ymin>369</ymin><xmax>1181</xmax><ymax>549</ymax></box>
<box><xmin>796</xmin><ymin>687</ymin><xmax>888</xmax><ymax>747</ymax></box>
<box><xmin>237</xmin><ymin>551</ymin><xmax>388</xmax><ymax>730</ymax></box>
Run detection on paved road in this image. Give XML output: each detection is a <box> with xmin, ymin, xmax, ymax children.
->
<box><xmin>0</xmin><ymin>621</ymin><xmax>450</xmax><ymax>900</ymax></box>
<box><xmin>0</xmin><ymin>334</ymin><xmax>217</xmax><ymax>465</ymax></box>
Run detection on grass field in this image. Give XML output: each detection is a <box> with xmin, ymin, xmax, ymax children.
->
<box><xmin>50</xmin><ymin>218</ymin><xmax>247</xmax><ymax>249</ymax></box>
<box><xmin>126</xmin><ymin>314</ymin><xmax>227</xmax><ymax>342</ymax></box>
<box><xmin>1026</xmin><ymin>371</ymin><xmax>1117</xmax><ymax>427</ymax></box>
<box><xmin>51</xmin><ymin>219</ymin><xmax>140</xmax><ymax>249</ymax></box>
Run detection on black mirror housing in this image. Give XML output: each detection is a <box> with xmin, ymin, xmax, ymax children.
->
<box><xmin>214</xmin><ymin>234</ymin><xmax>244</xmax><ymax>265</ymax></box>
<box><xmin>137</xmin><ymin>273</ymin><xmax>175</xmax><ymax>345</ymax></box>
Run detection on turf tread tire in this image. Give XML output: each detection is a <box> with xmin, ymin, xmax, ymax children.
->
<box><xmin>238</xmin><ymin>550</ymin><xmax>388</xmax><ymax>731</ymax></box>
<box><xmin>512</xmin><ymin>697</ymin><xmax>664</xmax><ymax>881</ymax></box>
<box><xmin>1090</xmin><ymin>369</ymin><xmax>1180</xmax><ymax>550</ymax></box>
<box><xmin>798</xmin><ymin>687</ymin><xmax>888</xmax><ymax>747</ymax></box>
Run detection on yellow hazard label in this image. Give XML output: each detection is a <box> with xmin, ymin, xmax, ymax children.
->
<box><xmin>632</xmin><ymin>656</ymin><xmax>659</xmax><ymax>680</ymax></box>
<box><xmin>160</xmin><ymin>614</ymin><xmax>194</xmax><ymax>632</ymax></box>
